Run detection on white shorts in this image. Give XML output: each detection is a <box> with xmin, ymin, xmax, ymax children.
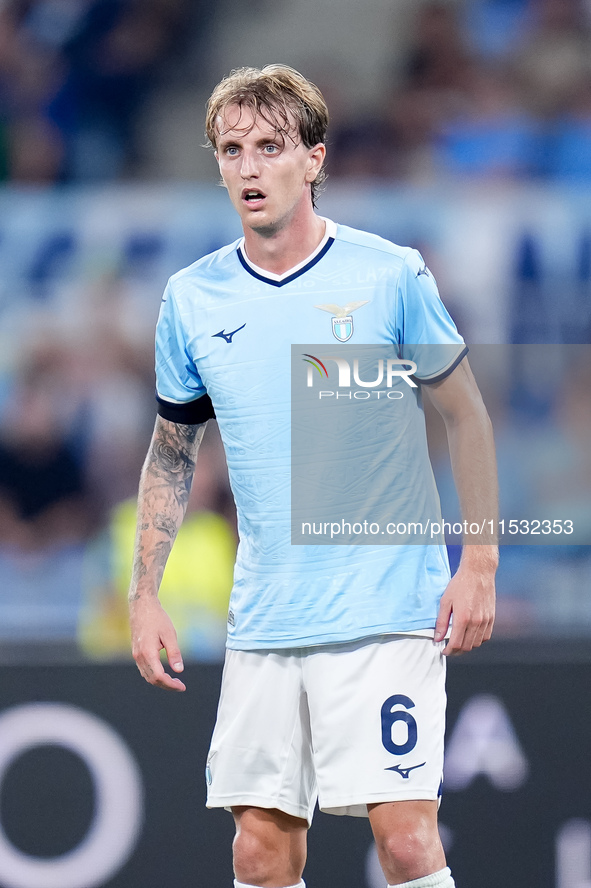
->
<box><xmin>206</xmin><ymin>635</ymin><xmax>447</xmax><ymax>824</ymax></box>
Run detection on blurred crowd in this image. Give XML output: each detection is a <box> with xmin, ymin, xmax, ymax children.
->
<box><xmin>0</xmin><ymin>253</ymin><xmax>237</xmax><ymax>658</ymax></box>
<box><xmin>0</xmin><ymin>0</ymin><xmax>202</xmax><ymax>182</ymax></box>
<box><xmin>0</xmin><ymin>0</ymin><xmax>591</xmax><ymax>661</ymax></box>
<box><xmin>329</xmin><ymin>0</ymin><xmax>591</xmax><ymax>181</ymax></box>
<box><xmin>0</xmin><ymin>316</ymin><xmax>237</xmax><ymax>659</ymax></box>
<box><xmin>3</xmin><ymin>0</ymin><xmax>591</xmax><ymax>184</ymax></box>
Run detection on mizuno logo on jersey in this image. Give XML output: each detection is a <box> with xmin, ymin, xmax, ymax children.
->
<box><xmin>315</xmin><ymin>301</ymin><xmax>370</xmax><ymax>342</ymax></box>
<box><xmin>416</xmin><ymin>260</ymin><xmax>430</xmax><ymax>277</ymax></box>
<box><xmin>212</xmin><ymin>324</ymin><xmax>246</xmax><ymax>343</ymax></box>
<box><xmin>385</xmin><ymin>762</ymin><xmax>426</xmax><ymax>778</ymax></box>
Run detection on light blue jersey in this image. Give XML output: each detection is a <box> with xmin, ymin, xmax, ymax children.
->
<box><xmin>155</xmin><ymin>220</ymin><xmax>466</xmax><ymax>649</ymax></box>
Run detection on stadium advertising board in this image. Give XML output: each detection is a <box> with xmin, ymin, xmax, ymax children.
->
<box><xmin>0</xmin><ymin>660</ymin><xmax>589</xmax><ymax>888</ymax></box>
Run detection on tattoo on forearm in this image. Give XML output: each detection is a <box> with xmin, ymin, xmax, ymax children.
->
<box><xmin>147</xmin><ymin>422</ymin><xmax>201</xmax><ymax>501</ymax></box>
<box><xmin>129</xmin><ymin>417</ymin><xmax>206</xmax><ymax>600</ymax></box>
<box><xmin>154</xmin><ymin>512</ymin><xmax>179</xmax><ymax>538</ymax></box>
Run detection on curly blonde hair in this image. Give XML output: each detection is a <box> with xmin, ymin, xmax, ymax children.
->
<box><xmin>205</xmin><ymin>64</ymin><xmax>329</xmax><ymax>205</ymax></box>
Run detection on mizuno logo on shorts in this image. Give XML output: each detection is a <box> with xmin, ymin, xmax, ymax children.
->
<box><xmin>385</xmin><ymin>762</ymin><xmax>426</xmax><ymax>778</ymax></box>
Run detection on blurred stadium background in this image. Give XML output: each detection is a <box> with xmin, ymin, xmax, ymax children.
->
<box><xmin>0</xmin><ymin>1</ymin><xmax>590</xmax><ymax>886</ymax></box>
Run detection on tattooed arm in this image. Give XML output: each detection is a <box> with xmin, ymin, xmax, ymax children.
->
<box><xmin>129</xmin><ymin>415</ymin><xmax>206</xmax><ymax>691</ymax></box>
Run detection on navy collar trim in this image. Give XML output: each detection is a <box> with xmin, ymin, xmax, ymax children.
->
<box><xmin>237</xmin><ymin>236</ymin><xmax>335</xmax><ymax>288</ymax></box>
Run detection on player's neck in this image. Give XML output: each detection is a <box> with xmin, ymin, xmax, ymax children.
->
<box><xmin>242</xmin><ymin>210</ymin><xmax>326</xmax><ymax>276</ymax></box>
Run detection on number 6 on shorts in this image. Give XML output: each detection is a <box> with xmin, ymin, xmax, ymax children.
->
<box><xmin>381</xmin><ymin>694</ymin><xmax>418</xmax><ymax>755</ymax></box>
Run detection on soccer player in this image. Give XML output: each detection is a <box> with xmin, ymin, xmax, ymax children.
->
<box><xmin>129</xmin><ymin>65</ymin><xmax>498</xmax><ymax>888</ymax></box>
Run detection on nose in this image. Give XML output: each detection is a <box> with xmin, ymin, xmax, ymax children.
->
<box><xmin>240</xmin><ymin>149</ymin><xmax>259</xmax><ymax>179</ymax></box>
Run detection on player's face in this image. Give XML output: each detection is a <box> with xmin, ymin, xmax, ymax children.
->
<box><xmin>215</xmin><ymin>104</ymin><xmax>325</xmax><ymax>237</ymax></box>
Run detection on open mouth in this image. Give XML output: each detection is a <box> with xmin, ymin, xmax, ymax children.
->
<box><xmin>243</xmin><ymin>189</ymin><xmax>266</xmax><ymax>202</ymax></box>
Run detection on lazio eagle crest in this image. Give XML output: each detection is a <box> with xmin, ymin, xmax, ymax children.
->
<box><xmin>315</xmin><ymin>300</ymin><xmax>370</xmax><ymax>342</ymax></box>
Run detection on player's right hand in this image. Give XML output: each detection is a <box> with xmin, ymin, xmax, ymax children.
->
<box><xmin>129</xmin><ymin>596</ymin><xmax>186</xmax><ymax>691</ymax></box>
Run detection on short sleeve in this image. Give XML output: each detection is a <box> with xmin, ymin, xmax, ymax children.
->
<box><xmin>395</xmin><ymin>250</ymin><xmax>468</xmax><ymax>384</ymax></box>
<box><xmin>155</xmin><ymin>282</ymin><xmax>215</xmax><ymax>423</ymax></box>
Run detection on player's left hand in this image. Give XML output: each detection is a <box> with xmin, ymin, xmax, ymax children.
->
<box><xmin>434</xmin><ymin>561</ymin><xmax>496</xmax><ymax>656</ymax></box>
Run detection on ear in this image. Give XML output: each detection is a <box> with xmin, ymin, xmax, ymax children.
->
<box><xmin>305</xmin><ymin>143</ymin><xmax>326</xmax><ymax>183</ymax></box>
